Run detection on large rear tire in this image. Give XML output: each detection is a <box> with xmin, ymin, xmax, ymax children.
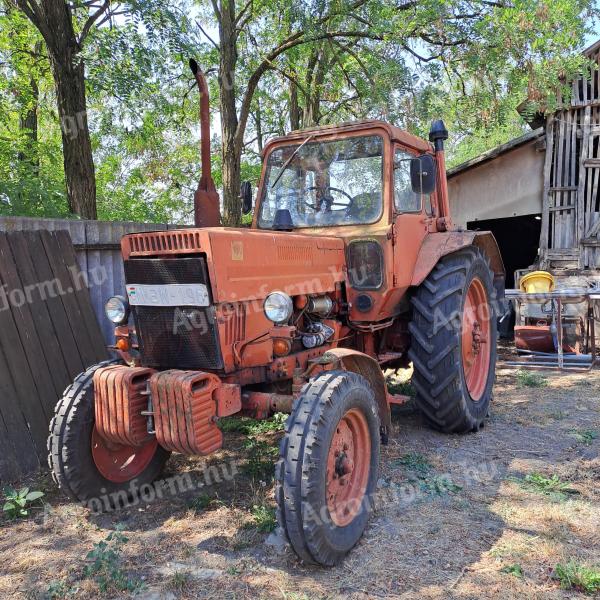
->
<box><xmin>409</xmin><ymin>246</ymin><xmax>497</xmax><ymax>433</ymax></box>
<box><xmin>48</xmin><ymin>362</ymin><xmax>170</xmax><ymax>509</ymax></box>
<box><xmin>276</xmin><ymin>371</ymin><xmax>380</xmax><ymax>566</ymax></box>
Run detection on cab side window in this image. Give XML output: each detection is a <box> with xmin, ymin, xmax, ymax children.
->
<box><xmin>394</xmin><ymin>148</ymin><xmax>421</xmax><ymax>212</ymax></box>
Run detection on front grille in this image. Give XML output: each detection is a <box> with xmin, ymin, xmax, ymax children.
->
<box><xmin>124</xmin><ymin>258</ymin><xmax>223</xmax><ymax>370</ymax></box>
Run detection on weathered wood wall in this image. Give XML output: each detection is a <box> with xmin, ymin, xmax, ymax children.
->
<box><xmin>0</xmin><ymin>217</ymin><xmax>172</xmax><ymax>343</ymax></box>
<box><xmin>541</xmin><ymin>42</ymin><xmax>600</xmax><ymax>270</ymax></box>
<box><xmin>0</xmin><ymin>230</ymin><xmax>107</xmax><ymax>481</ymax></box>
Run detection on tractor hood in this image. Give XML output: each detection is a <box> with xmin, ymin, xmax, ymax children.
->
<box><xmin>122</xmin><ymin>227</ymin><xmax>347</xmax><ymax>304</ymax></box>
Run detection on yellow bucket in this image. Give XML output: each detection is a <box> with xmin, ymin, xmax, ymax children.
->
<box><xmin>519</xmin><ymin>271</ymin><xmax>555</xmax><ymax>294</ymax></box>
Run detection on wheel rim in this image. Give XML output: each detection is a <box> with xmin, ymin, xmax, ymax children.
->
<box><xmin>461</xmin><ymin>277</ymin><xmax>492</xmax><ymax>401</ymax></box>
<box><xmin>326</xmin><ymin>408</ymin><xmax>371</xmax><ymax>527</ymax></box>
<box><xmin>91</xmin><ymin>426</ymin><xmax>157</xmax><ymax>483</ymax></box>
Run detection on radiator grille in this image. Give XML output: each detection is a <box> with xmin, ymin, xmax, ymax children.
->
<box><xmin>124</xmin><ymin>258</ymin><xmax>223</xmax><ymax>370</ymax></box>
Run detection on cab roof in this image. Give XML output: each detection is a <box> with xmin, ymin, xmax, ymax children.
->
<box><xmin>263</xmin><ymin>119</ymin><xmax>432</xmax><ymax>155</ymax></box>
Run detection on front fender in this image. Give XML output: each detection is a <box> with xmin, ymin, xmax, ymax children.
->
<box><xmin>321</xmin><ymin>348</ymin><xmax>391</xmax><ymax>432</ymax></box>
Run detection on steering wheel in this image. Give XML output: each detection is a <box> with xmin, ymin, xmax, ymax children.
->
<box><xmin>303</xmin><ymin>186</ymin><xmax>355</xmax><ymax>212</ymax></box>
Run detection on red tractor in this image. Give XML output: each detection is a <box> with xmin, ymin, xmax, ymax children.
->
<box><xmin>49</xmin><ymin>62</ymin><xmax>503</xmax><ymax>566</ymax></box>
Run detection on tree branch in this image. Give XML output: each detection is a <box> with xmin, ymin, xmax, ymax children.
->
<box><xmin>78</xmin><ymin>0</ymin><xmax>110</xmax><ymax>45</ymax></box>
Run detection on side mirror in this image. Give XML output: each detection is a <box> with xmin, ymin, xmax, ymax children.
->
<box><xmin>410</xmin><ymin>155</ymin><xmax>436</xmax><ymax>195</ymax></box>
<box><xmin>241</xmin><ymin>181</ymin><xmax>253</xmax><ymax>215</ymax></box>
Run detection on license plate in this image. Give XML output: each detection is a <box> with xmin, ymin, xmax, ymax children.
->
<box><xmin>126</xmin><ymin>284</ymin><xmax>210</xmax><ymax>307</ymax></box>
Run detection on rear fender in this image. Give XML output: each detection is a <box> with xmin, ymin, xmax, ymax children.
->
<box><xmin>320</xmin><ymin>348</ymin><xmax>391</xmax><ymax>431</ymax></box>
<box><xmin>411</xmin><ymin>231</ymin><xmax>505</xmax><ymax>298</ymax></box>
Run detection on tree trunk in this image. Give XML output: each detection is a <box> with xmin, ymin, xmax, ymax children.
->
<box><xmin>289</xmin><ymin>80</ymin><xmax>301</xmax><ymax>131</ymax></box>
<box><xmin>49</xmin><ymin>52</ymin><xmax>97</xmax><ymax>219</ymax></box>
<box><xmin>15</xmin><ymin>0</ymin><xmax>97</xmax><ymax>219</ymax></box>
<box><xmin>17</xmin><ymin>74</ymin><xmax>39</xmax><ymax>171</ymax></box>
<box><xmin>218</xmin><ymin>0</ymin><xmax>241</xmax><ymax>227</ymax></box>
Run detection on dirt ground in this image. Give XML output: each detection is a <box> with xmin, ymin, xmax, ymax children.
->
<box><xmin>1</xmin><ymin>362</ymin><xmax>599</xmax><ymax>600</ymax></box>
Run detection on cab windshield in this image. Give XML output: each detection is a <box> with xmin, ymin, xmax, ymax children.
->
<box><xmin>258</xmin><ymin>135</ymin><xmax>383</xmax><ymax>229</ymax></box>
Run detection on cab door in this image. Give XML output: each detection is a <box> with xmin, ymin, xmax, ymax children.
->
<box><xmin>392</xmin><ymin>146</ymin><xmax>430</xmax><ymax>293</ymax></box>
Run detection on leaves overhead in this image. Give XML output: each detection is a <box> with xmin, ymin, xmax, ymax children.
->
<box><xmin>0</xmin><ymin>0</ymin><xmax>597</xmax><ymax>221</ymax></box>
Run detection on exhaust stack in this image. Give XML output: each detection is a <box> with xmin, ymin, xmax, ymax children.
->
<box><xmin>189</xmin><ymin>59</ymin><xmax>221</xmax><ymax>227</ymax></box>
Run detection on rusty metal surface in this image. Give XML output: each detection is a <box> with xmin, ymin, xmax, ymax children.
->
<box><xmin>149</xmin><ymin>370</ymin><xmax>223</xmax><ymax>455</ymax></box>
<box><xmin>411</xmin><ymin>231</ymin><xmax>505</xmax><ymax>287</ymax></box>
<box><xmin>321</xmin><ymin>348</ymin><xmax>391</xmax><ymax>430</ymax></box>
<box><xmin>214</xmin><ymin>383</ymin><xmax>242</xmax><ymax>417</ymax></box>
<box><xmin>94</xmin><ymin>365</ymin><xmax>155</xmax><ymax>447</ymax></box>
<box><xmin>190</xmin><ymin>59</ymin><xmax>221</xmax><ymax>228</ymax></box>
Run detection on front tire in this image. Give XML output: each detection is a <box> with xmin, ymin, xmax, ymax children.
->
<box><xmin>409</xmin><ymin>246</ymin><xmax>497</xmax><ymax>433</ymax></box>
<box><xmin>48</xmin><ymin>362</ymin><xmax>170</xmax><ymax>509</ymax></box>
<box><xmin>276</xmin><ymin>371</ymin><xmax>380</xmax><ymax>566</ymax></box>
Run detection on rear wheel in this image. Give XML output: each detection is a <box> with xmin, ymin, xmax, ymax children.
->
<box><xmin>276</xmin><ymin>371</ymin><xmax>380</xmax><ymax>566</ymax></box>
<box><xmin>48</xmin><ymin>362</ymin><xmax>170</xmax><ymax>509</ymax></box>
<box><xmin>409</xmin><ymin>246</ymin><xmax>497</xmax><ymax>433</ymax></box>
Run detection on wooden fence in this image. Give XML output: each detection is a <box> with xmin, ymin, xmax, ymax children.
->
<box><xmin>0</xmin><ymin>216</ymin><xmax>177</xmax><ymax>481</ymax></box>
<box><xmin>0</xmin><ymin>217</ymin><xmax>174</xmax><ymax>343</ymax></box>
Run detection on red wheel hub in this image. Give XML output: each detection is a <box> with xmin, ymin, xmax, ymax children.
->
<box><xmin>462</xmin><ymin>277</ymin><xmax>492</xmax><ymax>401</ymax></box>
<box><xmin>326</xmin><ymin>409</ymin><xmax>371</xmax><ymax>527</ymax></box>
<box><xmin>91</xmin><ymin>425</ymin><xmax>157</xmax><ymax>483</ymax></box>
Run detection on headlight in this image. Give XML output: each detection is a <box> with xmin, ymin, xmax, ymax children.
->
<box><xmin>105</xmin><ymin>295</ymin><xmax>130</xmax><ymax>325</ymax></box>
<box><xmin>264</xmin><ymin>291</ymin><xmax>293</xmax><ymax>324</ymax></box>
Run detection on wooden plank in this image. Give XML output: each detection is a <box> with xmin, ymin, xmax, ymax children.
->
<box><xmin>0</xmin><ymin>344</ymin><xmax>40</xmax><ymax>477</ymax></box>
<box><xmin>578</xmin><ymin>107</ymin><xmax>592</xmax><ymax>267</ymax></box>
<box><xmin>7</xmin><ymin>232</ymin><xmax>72</xmax><ymax>397</ymax></box>
<box><xmin>540</xmin><ymin>116</ymin><xmax>555</xmax><ymax>265</ymax></box>
<box><xmin>24</xmin><ymin>231</ymin><xmax>86</xmax><ymax>378</ymax></box>
<box><xmin>0</xmin><ymin>234</ymin><xmax>58</xmax><ymax>420</ymax></box>
<box><xmin>0</xmin><ymin>235</ymin><xmax>52</xmax><ymax>458</ymax></box>
<box><xmin>39</xmin><ymin>230</ymin><xmax>99</xmax><ymax>369</ymax></box>
<box><xmin>55</xmin><ymin>230</ymin><xmax>108</xmax><ymax>365</ymax></box>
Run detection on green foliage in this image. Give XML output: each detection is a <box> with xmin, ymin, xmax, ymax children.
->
<box><xmin>242</xmin><ymin>438</ymin><xmax>279</xmax><ymax>480</ymax></box>
<box><xmin>83</xmin><ymin>527</ymin><xmax>141</xmax><ymax>593</ymax></box>
<box><xmin>516</xmin><ymin>370</ymin><xmax>549</xmax><ymax>388</ymax></box>
<box><xmin>386</xmin><ymin>376</ymin><xmax>416</xmax><ymax>397</ymax></box>
<box><xmin>554</xmin><ymin>561</ymin><xmax>600</xmax><ymax>593</ymax></box>
<box><xmin>188</xmin><ymin>493</ymin><xmax>223</xmax><ymax>513</ymax></box>
<box><xmin>246</xmin><ymin>503</ymin><xmax>277</xmax><ymax>533</ymax></box>
<box><xmin>511</xmin><ymin>473</ymin><xmax>579</xmax><ymax>500</ymax></box>
<box><xmin>2</xmin><ymin>486</ymin><xmax>44</xmax><ymax>519</ymax></box>
<box><xmin>219</xmin><ymin>413</ymin><xmax>287</xmax><ymax>435</ymax></box>
<box><xmin>571</xmin><ymin>429</ymin><xmax>598</xmax><ymax>446</ymax></box>
<box><xmin>501</xmin><ymin>563</ymin><xmax>524</xmax><ymax>578</ymax></box>
<box><xmin>392</xmin><ymin>452</ymin><xmax>432</xmax><ymax>476</ymax></box>
<box><xmin>419</xmin><ymin>475</ymin><xmax>463</xmax><ymax>497</ymax></box>
<box><xmin>2</xmin><ymin>0</ymin><xmax>597</xmax><ymax>221</ymax></box>
<box><xmin>46</xmin><ymin>580</ymin><xmax>79</xmax><ymax>599</ymax></box>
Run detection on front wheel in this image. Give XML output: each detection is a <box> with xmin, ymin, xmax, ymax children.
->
<box><xmin>276</xmin><ymin>371</ymin><xmax>380</xmax><ymax>566</ymax></box>
<box><xmin>48</xmin><ymin>362</ymin><xmax>170</xmax><ymax>510</ymax></box>
<box><xmin>409</xmin><ymin>246</ymin><xmax>498</xmax><ymax>433</ymax></box>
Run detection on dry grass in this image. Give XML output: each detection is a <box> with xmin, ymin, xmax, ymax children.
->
<box><xmin>1</xmin><ymin>365</ymin><xmax>599</xmax><ymax>599</ymax></box>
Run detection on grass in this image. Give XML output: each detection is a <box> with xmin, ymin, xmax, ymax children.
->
<box><xmin>188</xmin><ymin>493</ymin><xmax>222</xmax><ymax>513</ymax></box>
<box><xmin>554</xmin><ymin>561</ymin><xmax>600</xmax><ymax>594</ymax></box>
<box><xmin>219</xmin><ymin>413</ymin><xmax>287</xmax><ymax>435</ymax></box>
<box><xmin>246</xmin><ymin>503</ymin><xmax>277</xmax><ymax>533</ymax></box>
<box><xmin>167</xmin><ymin>570</ymin><xmax>192</xmax><ymax>593</ymax></box>
<box><xmin>501</xmin><ymin>563</ymin><xmax>524</xmax><ymax>578</ymax></box>
<box><xmin>511</xmin><ymin>473</ymin><xmax>579</xmax><ymax>500</ymax></box>
<box><xmin>386</xmin><ymin>377</ymin><xmax>416</xmax><ymax>397</ymax></box>
<box><xmin>242</xmin><ymin>438</ymin><xmax>279</xmax><ymax>480</ymax></box>
<box><xmin>571</xmin><ymin>429</ymin><xmax>598</xmax><ymax>446</ymax></box>
<box><xmin>516</xmin><ymin>370</ymin><xmax>548</xmax><ymax>388</ymax></box>
<box><xmin>392</xmin><ymin>452</ymin><xmax>432</xmax><ymax>476</ymax></box>
<box><xmin>83</xmin><ymin>527</ymin><xmax>142</xmax><ymax>594</ymax></box>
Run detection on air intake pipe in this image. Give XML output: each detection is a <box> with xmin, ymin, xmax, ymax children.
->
<box><xmin>189</xmin><ymin>59</ymin><xmax>221</xmax><ymax>227</ymax></box>
<box><xmin>429</xmin><ymin>119</ymin><xmax>453</xmax><ymax>231</ymax></box>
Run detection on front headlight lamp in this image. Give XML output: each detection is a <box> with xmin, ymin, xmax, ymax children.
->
<box><xmin>105</xmin><ymin>295</ymin><xmax>130</xmax><ymax>325</ymax></box>
<box><xmin>264</xmin><ymin>291</ymin><xmax>293</xmax><ymax>324</ymax></box>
